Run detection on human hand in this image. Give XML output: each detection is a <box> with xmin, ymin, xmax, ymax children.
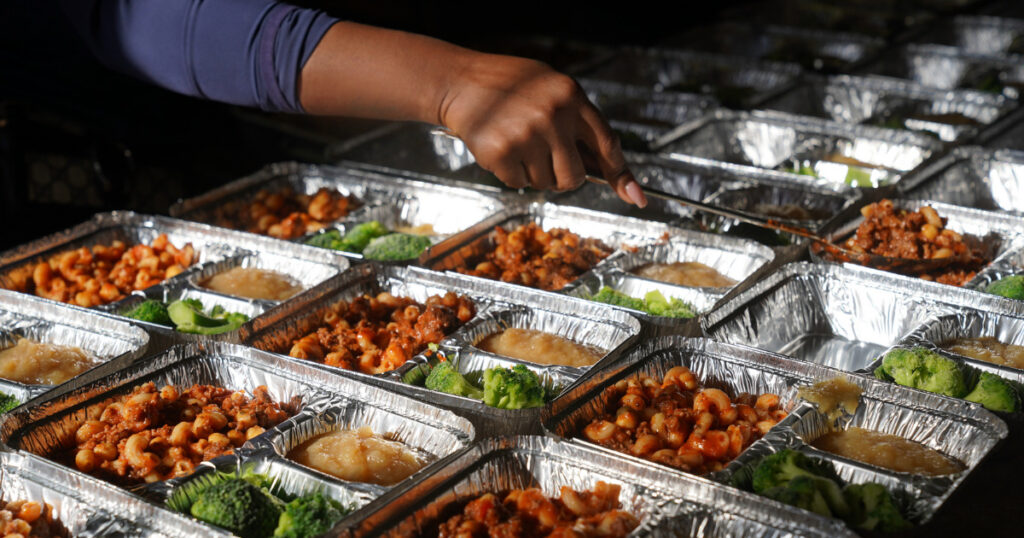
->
<box><xmin>437</xmin><ymin>53</ymin><xmax>647</xmax><ymax>207</ymax></box>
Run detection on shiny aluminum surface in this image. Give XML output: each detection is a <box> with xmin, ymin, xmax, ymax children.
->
<box><xmin>901</xmin><ymin>146</ymin><xmax>1024</xmax><ymax>214</ymax></box>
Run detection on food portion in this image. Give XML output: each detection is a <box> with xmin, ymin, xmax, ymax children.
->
<box><xmin>458</xmin><ymin>223</ymin><xmax>615</xmax><ymax>291</ymax></box>
<box><xmin>306</xmin><ymin>221</ymin><xmax>432</xmax><ymax>261</ymax></box>
<box><xmin>0</xmin><ymin>390</ymin><xmax>20</xmax><ymax>413</ymax></box>
<box><xmin>67</xmin><ymin>382</ymin><xmax>292</xmax><ymax>485</ymax></box>
<box><xmin>423</xmin><ymin>360</ymin><xmax>549</xmax><ymax>410</ymax></box>
<box><xmin>0</xmin><ymin>337</ymin><xmax>100</xmax><ymax>385</ymax></box>
<box><xmin>741</xmin><ymin>449</ymin><xmax>910</xmax><ymax>532</ymax></box>
<box><xmin>812</xmin><ymin>427</ymin><xmax>964</xmax><ymax>476</ymax></box>
<box><xmin>438</xmin><ymin>482</ymin><xmax>639</xmax><ymax>538</ymax></box>
<box><xmin>177</xmin><ymin>472</ymin><xmax>352</xmax><ymax>538</ymax></box>
<box><xmin>213</xmin><ymin>187</ymin><xmax>356</xmax><ymax>240</ymax></box>
<box><xmin>476</xmin><ymin>328</ymin><xmax>604</xmax><ymax>368</ymax></box>
<box><xmin>287</xmin><ymin>292</ymin><xmax>475</xmax><ymax>375</ymax></box>
<box><xmin>123</xmin><ymin>299</ymin><xmax>249</xmax><ymax>335</ymax></box>
<box><xmin>5</xmin><ymin>234</ymin><xmax>195</xmax><ymax>307</ymax></box>
<box><xmin>581</xmin><ymin>367</ymin><xmax>788</xmax><ymax>474</ymax></box>
<box><xmin>985</xmin><ymin>275</ymin><xmax>1024</xmax><ymax>300</ymax></box>
<box><xmin>797</xmin><ymin>377</ymin><xmax>862</xmax><ymax>422</ymax></box>
<box><xmin>287</xmin><ymin>426</ymin><xmax>429</xmax><ymax>486</ymax></box>
<box><xmin>587</xmin><ymin>286</ymin><xmax>697</xmax><ymax>318</ymax></box>
<box><xmin>943</xmin><ymin>337</ymin><xmax>1024</xmax><ymax>370</ymax></box>
<box><xmin>202</xmin><ymin>267</ymin><xmax>303</xmax><ymax>301</ymax></box>
<box><xmin>875</xmin><ymin>347</ymin><xmax>1021</xmax><ymax>412</ymax></box>
<box><xmin>841</xmin><ymin>200</ymin><xmax>988</xmax><ymax>286</ymax></box>
<box><xmin>782</xmin><ymin>155</ymin><xmax>897</xmax><ymax>188</ymax></box>
<box><xmin>0</xmin><ymin>499</ymin><xmax>64</xmax><ymax>538</ymax></box>
<box><xmin>631</xmin><ymin>261</ymin><xmax>737</xmax><ymax>288</ymax></box>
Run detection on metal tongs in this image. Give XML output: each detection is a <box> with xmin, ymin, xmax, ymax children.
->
<box><xmin>428</xmin><ymin>127</ymin><xmax>969</xmax><ymax>274</ymax></box>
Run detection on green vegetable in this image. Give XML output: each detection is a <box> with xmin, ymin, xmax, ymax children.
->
<box><xmin>168</xmin><ymin>299</ymin><xmax>250</xmax><ymax>335</ymax></box>
<box><xmin>304</xmin><ymin>229</ymin><xmax>344</xmax><ymax>250</ymax></box>
<box><xmin>272</xmin><ymin>492</ymin><xmax>351</xmax><ymax>538</ymax></box>
<box><xmin>189</xmin><ymin>478</ymin><xmax>284</xmax><ymax>538</ymax></box>
<box><xmin>589</xmin><ymin>287</ymin><xmax>645</xmax><ymax>310</ymax></box>
<box><xmin>985</xmin><ymin>275</ymin><xmax>1024</xmax><ymax>300</ymax></box>
<box><xmin>362</xmin><ymin>233</ymin><xmax>432</xmax><ymax>261</ymax></box>
<box><xmin>0</xmin><ymin>391</ymin><xmax>20</xmax><ymax>414</ymax></box>
<box><xmin>843</xmin><ymin>483</ymin><xmax>911</xmax><ymax>533</ymax></box>
<box><xmin>587</xmin><ymin>287</ymin><xmax>696</xmax><ymax>319</ymax></box>
<box><xmin>875</xmin><ymin>347</ymin><xmax>968</xmax><ymax>398</ymax></box>
<box><xmin>784</xmin><ymin>164</ymin><xmax>818</xmax><ymax>177</ymax></box>
<box><xmin>761</xmin><ymin>475</ymin><xmax>835</xmax><ymax>518</ymax></box>
<box><xmin>844</xmin><ymin>167</ymin><xmax>874</xmax><ymax>188</ymax></box>
<box><xmin>751</xmin><ymin>450</ymin><xmax>848</xmax><ymax>518</ymax></box>
<box><xmin>482</xmin><ymin>364</ymin><xmax>546</xmax><ymax>410</ymax></box>
<box><xmin>964</xmin><ymin>372</ymin><xmax>1020</xmax><ymax>413</ymax></box>
<box><xmin>424</xmin><ymin>361</ymin><xmax>484</xmax><ymax>400</ymax></box>
<box><xmin>123</xmin><ymin>300</ymin><xmax>172</xmax><ymax>326</ymax></box>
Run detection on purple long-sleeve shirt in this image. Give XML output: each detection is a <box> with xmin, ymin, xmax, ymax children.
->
<box><xmin>59</xmin><ymin>0</ymin><xmax>339</xmax><ymax>113</ymax></box>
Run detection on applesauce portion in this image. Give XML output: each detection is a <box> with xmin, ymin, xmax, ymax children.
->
<box><xmin>812</xmin><ymin>427</ymin><xmax>965</xmax><ymax>476</ymax></box>
<box><xmin>477</xmin><ymin>328</ymin><xmax>604</xmax><ymax>367</ymax></box>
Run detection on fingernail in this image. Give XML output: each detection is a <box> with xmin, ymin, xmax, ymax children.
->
<box><xmin>626</xmin><ymin>181</ymin><xmax>647</xmax><ymax>208</ymax></box>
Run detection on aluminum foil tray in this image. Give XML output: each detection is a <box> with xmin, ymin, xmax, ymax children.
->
<box><xmin>900</xmin><ymin>146</ymin><xmax>1024</xmax><ymax>214</ymax></box>
<box><xmin>897</xmin><ymin>309</ymin><xmax>1024</xmax><ymax>384</ymax></box>
<box><xmin>656</xmin><ymin>109</ymin><xmax>943</xmax><ymax>190</ymax></box>
<box><xmin>577</xmin><ymin>78</ymin><xmax>718</xmax><ymax>129</ymax></box>
<box><xmin>582</xmin><ymin>48</ymin><xmax>803</xmax><ymax>109</ymax></box>
<box><xmin>818</xmin><ymin>199</ymin><xmax>1024</xmax><ymax>291</ymax></box>
<box><xmin>543</xmin><ymin>337</ymin><xmax>1007</xmax><ymax>527</ymax></box>
<box><xmin>700</xmin><ymin>261</ymin><xmax>1019</xmax><ymax>371</ymax></box>
<box><xmin>563</xmin><ymin>232</ymin><xmax>775</xmax><ymax>325</ymax></box>
<box><xmin>915</xmin><ymin>15</ymin><xmax>1024</xmax><ymax>56</ymax></box>
<box><xmin>0</xmin><ymin>451</ymin><xmax>218</xmax><ymax>537</ymax></box>
<box><xmin>983</xmin><ymin>105</ymin><xmax>1024</xmax><ymax>150</ymax></box>
<box><xmin>350</xmin><ymin>435</ymin><xmax>855</xmax><ymax>537</ymax></box>
<box><xmin>859</xmin><ymin>44</ymin><xmax>1024</xmax><ymax>97</ymax></box>
<box><xmin>422</xmin><ymin>201</ymin><xmax>689</xmax><ymax>291</ymax></box>
<box><xmin>765</xmin><ymin>74</ymin><xmax>1016</xmax><ymax>143</ymax></box>
<box><xmin>718</xmin><ymin>0</ymin><xmax>934</xmax><ymax>39</ymax></box>
<box><xmin>663</xmin><ymin>22</ymin><xmax>886</xmax><ymax>74</ymax></box>
<box><xmin>0</xmin><ymin>289</ymin><xmax>149</xmax><ymax>405</ymax></box>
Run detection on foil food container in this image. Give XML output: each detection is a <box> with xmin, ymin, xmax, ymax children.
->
<box><xmin>900</xmin><ymin>146</ymin><xmax>1024</xmax><ymax>214</ymax></box>
<box><xmin>0</xmin><ymin>450</ymin><xmax>218</xmax><ymax>537</ymax></box>
<box><xmin>543</xmin><ymin>336</ymin><xmax>1007</xmax><ymax>527</ymax></box>
<box><xmin>563</xmin><ymin>232</ymin><xmax>776</xmax><ymax>326</ymax></box>
<box><xmin>982</xmin><ymin>105</ymin><xmax>1024</xmax><ymax>150</ymax></box>
<box><xmin>656</xmin><ymin>109</ymin><xmax>943</xmax><ymax>190</ymax></box>
<box><xmin>859</xmin><ymin>44</ymin><xmax>1024</xmax><ymax>96</ymax></box>
<box><xmin>717</xmin><ymin>0</ymin><xmax>934</xmax><ymax>39</ymax></box>
<box><xmin>577</xmin><ymin>78</ymin><xmax>718</xmax><ymax>128</ymax></box>
<box><xmin>701</xmin><ymin>262</ymin><xmax>996</xmax><ymax>372</ymax></box>
<box><xmin>914</xmin><ymin>15</ymin><xmax>1024</xmax><ymax>56</ymax></box>
<box><xmin>582</xmin><ymin>48</ymin><xmax>803</xmax><ymax>109</ymax></box>
<box><xmin>350</xmin><ymin>435</ymin><xmax>855</xmax><ymax>537</ymax></box>
<box><xmin>765</xmin><ymin>74</ymin><xmax>1016</xmax><ymax>143</ymax></box>
<box><xmin>0</xmin><ymin>289</ymin><xmax>149</xmax><ymax>402</ymax></box>
<box><xmin>898</xmin><ymin>309</ymin><xmax>1024</xmax><ymax>384</ymax></box>
<box><xmin>663</xmin><ymin>22</ymin><xmax>886</xmax><ymax>74</ymax></box>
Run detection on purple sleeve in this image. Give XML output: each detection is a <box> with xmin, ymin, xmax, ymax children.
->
<box><xmin>59</xmin><ymin>0</ymin><xmax>339</xmax><ymax>113</ymax></box>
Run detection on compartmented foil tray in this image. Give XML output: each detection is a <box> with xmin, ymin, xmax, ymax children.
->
<box><xmin>543</xmin><ymin>337</ymin><xmax>1007</xmax><ymax>526</ymax></box>
<box><xmin>656</xmin><ymin>109</ymin><xmax>943</xmax><ymax>190</ymax></box>
<box><xmin>900</xmin><ymin>146</ymin><xmax>1024</xmax><ymax>214</ymax></box>
<box><xmin>350</xmin><ymin>435</ymin><xmax>855</xmax><ymax>537</ymax></box>
<box><xmin>582</xmin><ymin>48</ymin><xmax>803</xmax><ymax>109</ymax></box>
<box><xmin>859</xmin><ymin>43</ymin><xmax>1024</xmax><ymax>96</ymax></box>
<box><xmin>0</xmin><ymin>289</ymin><xmax>149</xmax><ymax>404</ymax></box>
<box><xmin>662</xmin><ymin>22</ymin><xmax>886</xmax><ymax>74</ymax></box>
<box><xmin>564</xmin><ymin>232</ymin><xmax>776</xmax><ymax>322</ymax></box>
<box><xmin>0</xmin><ymin>342</ymin><xmax>475</xmax><ymax>535</ymax></box>
<box><xmin>577</xmin><ymin>78</ymin><xmax>718</xmax><ymax>129</ymax></box>
<box><xmin>914</xmin><ymin>15</ymin><xmax>1024</xmax><ymax>56</ymax></box>
<box><xmin>765</xmin><ymin>74</ymin><xmax>1016</xmax><ymax>142</ymax></box>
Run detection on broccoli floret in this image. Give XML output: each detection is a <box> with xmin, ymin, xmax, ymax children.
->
<box><xmin>424</xmin><ymin>361</ymin><xmax>484</xmax><ymax>400</ymax></box>
<box><xmin>876</xmin><ymin>347</ymin><xmax>968</xmax><ymax>398</ymax></box>
<box><xmin>762</xmin><ymin>475</ymin><xmax>834</xmax><ymax>518</ymax></box>
<box><xmin>751</xmin><ymin>449</ymin><xmax>849</xmax><ymax>518</ymax></box>
<box><xmin>189</xmin><ymin>478</ymin><xmax>284</xmax><ymax>538</ymax></box>
<box><xmin>0</xmin><ymin>391</ymin><xmax>19</xmax><ymax>414</ymax></box>
<box><xmin>482</xmin><ymin>364</ymin><xmax>546</xmax><ymax>409</ymax></box>
<box><xmin>123</xmin><ymin>300</ymin><xmax>172</xmax><ymax>326</ymax></box>
<box><xmin>642</xmin><ymin>290</ymin><xmax>697</xmax><ymax>319</ymax></box>
<box><xmin>843</xmin><ymin>483</ymin><xmax>911</xmax><ymax>533</ymax></box>
<box><xmin>964</xmin><ymin>372</ymin><xmax>1020</xmax><ymax>413</ymax></box>
<box><xmin>362</xmin><ymin>233</ymin><xmax>432</xmax><ymax>261</ymax></box>
<box><xmin>985</xmin><ymin>275</ymin><xmax>1024</xmax><ymax>300</ymax></box>
<box><xmin>589</xmin><ymin>287</ymin><xmax>645</xmax><ymax>310</ymax></box>
<box><xmin>272</xmin><ymin>492</ymin><xmax>352</xmax><ymax>538</ymax></box>
<box><xmin>305</xmin><ymin>229</ymin><xmax>344</xmax><ymax>250</ymax></box>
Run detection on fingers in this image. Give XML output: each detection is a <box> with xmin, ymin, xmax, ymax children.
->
<box><xmin>576</xmin><ymin>104</ymin><xmax>648</xmax><ymax>208</ymax></box>
<box><xmin>522</xmin><ymin>149</ymin><xmax>556</xmax><ymax>191</ymax></box>
<box><xmin>550</xmin><ymin>137</ymin><xmax>587</xmax><ymax>192</ymax></box>
<box><xmin>487</xmin><ymin>159</ymin><xmax>528</xmax><ymax>190</ymax></box>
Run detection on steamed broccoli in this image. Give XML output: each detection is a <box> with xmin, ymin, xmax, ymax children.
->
<box><xmin>751</xmin><ymin>449</ymin><xmax>849</xmax><ymax>519</ymax></box>
<box><xmin>843</xmin><ymin>483</ymin><xmax>911</xmax><ymax>533</ymax></box>
<box><xmin>589</xmin><ymin>287</ymin><xmax>645</xmax><ymax>310</ymax></box>
<box><xmin>189</xmin><ymin>478</ymin><xmax>284</xmax><ymax>538</ymax></box>
<box><xmin>123</xmin><ymin>299</ymin><xmax>172</xmax><ymax>326</ymax></box>
<box><xmin>424</xmin><ymin>361</ymin><xmax>484</xmax><ymax>400</ymax></box>
<box><xmin>482</xmin><ymin>364</ymin><xmax>546</xmax><ymax>409</ymax></box>
<box><xmin>305</xmin><ymin>229</ymin><xmax>344</xmax><ymax>250</ymax></box>
<box><xmin>272</xmin><ymin>492</ymin><xmax>352</xmax><ymax>538</ymax></box>
<box><xmin>964</xmin><ymin>372</ymin><xmax>1020</xmax><ymax>413</ymax></box>
<box><xmin>306</xmin><ymin>221</ymin><xmax>390</xmax><ymax>254</ymax></box>
<box><xmin>587</xmin><ymin>287</ymin><xmax>696</xmax><ymax>319</ymax></box>
<box><xmin>875</xmin><ymin>347</ymin><xmax>968</xmax><ymax>398</ymax></box>
<box><xmin>985</xmin><ymin>275</ymin><xmax>1024</xmax><ymax>301</ymax></box>
<box><xmin>362</xmin><ymin>233</ymin><xmax>432</xmax><ymax>261</ymax></box>
<box><xmin>0</xmin><ymin>391</ymin><xmax>19</xmax><ymax>414</ymax></box>
<box><xmin>761</xmin><ymin>475</ymin><xmax>834</xmax><ymax>518</ymax></box>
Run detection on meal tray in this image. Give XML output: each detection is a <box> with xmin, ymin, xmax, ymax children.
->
<box><xmin>899</xmin><ymin>146</ymin><xmax>1024</xmax><ymax>215</ymax></box>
